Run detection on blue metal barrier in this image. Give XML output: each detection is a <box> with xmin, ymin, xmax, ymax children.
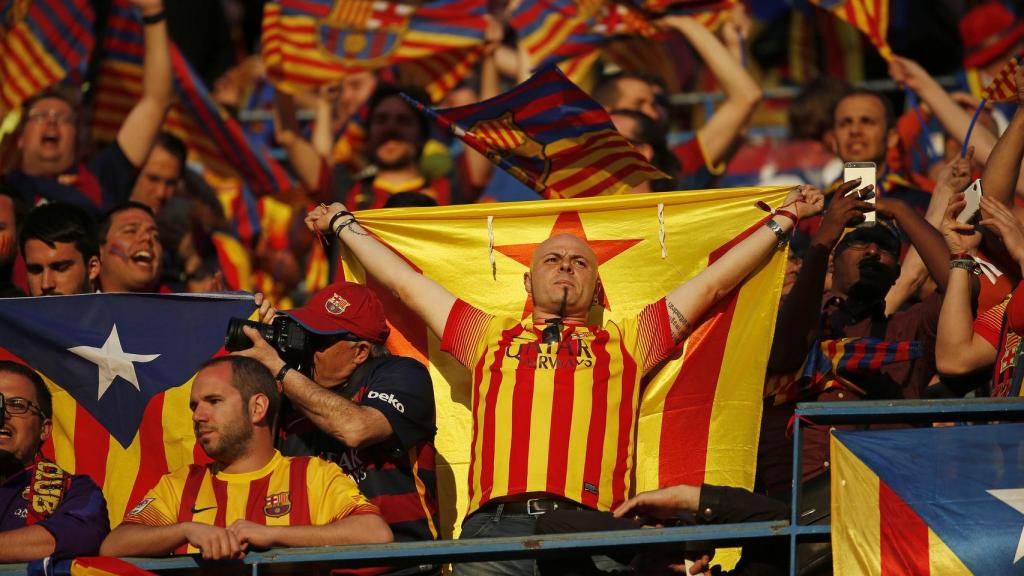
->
<box><xmin>2</xmin><ymin>398</ymin><xmax>1022</xmax><ymax>575</ymax></box>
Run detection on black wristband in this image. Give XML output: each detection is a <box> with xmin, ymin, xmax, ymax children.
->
<box><xmin>274</xmin><ymin>364</ymin><xmax>292</xmax><ymax>382</ymax></box>
<box><xmin>141</xmin><ymin>10</ymin><xmax>166</xmax><ymax>24</ymax></box>
<box><xmin>328</xmin><ymin>210</ymin><xmax>355</xmax><ymax>234</ymax></box>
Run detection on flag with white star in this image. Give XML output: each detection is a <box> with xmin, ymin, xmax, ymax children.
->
<box><xmin>832</xmin><ymin>423</ymin><xmax>1024</xmax><ymax>574</ymax></box>
<box><xmin>0</xmin><ymin>292</ymin><xmax>255</xmax><ymax>527</ymax></box>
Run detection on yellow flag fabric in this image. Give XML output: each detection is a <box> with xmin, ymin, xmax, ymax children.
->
<box><xmin>340</xmin><ymin>187</ymin><xmax>790</xmax><ymax>535</ymax></box>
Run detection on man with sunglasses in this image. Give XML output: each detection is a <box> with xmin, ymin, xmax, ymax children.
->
<box><xmin>235</xmin><ymin>283</ymin><xmax>439</xmax><ymax>571</ymax></box>
<box><xmin>0</xmin><ymin>361</ymin><xmax>109</xmax><ymax>562</ymax></box>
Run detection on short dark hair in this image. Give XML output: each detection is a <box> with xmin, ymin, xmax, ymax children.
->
<box><xmin>0</xmin><ymin>180</ymin><xmax>28</xmax><ymax>237</ymax></box>
<box><xmin>19</xmin><ymin>202</ymin><xmax>99</xmax><ymax>262</ymax></box>
<box><xmin>0</xmin><ymin>360</ymin><xmax>52</xmax><ymax>419</ymax></box>
<box><xmin>97</xmin><ymin>201</ymin><xmax>155</xmax><ymax>245</ymax></box>
<box><xmin>196</xmin><ymin>356</ymin><xmax>280</xmax><ymax>427</ymax></box>
<box><xmin>154</xmin><ymin>132</ymin><xmax>187</xmax><ymax>169</ymax></box>
<box><xmin>366</xmin><ymin>83</ymin><xmax>431</xmax><ymax>146</ymax></box>
<box><xmin>833</xmin><ymin>87</ymin><xmax>896</xmax><ymax>133</ymax></box>
<box><xmin>383</xmin><ymin>191</ymin><xmax>438</xmax><ymax>208</ymax></box>
<box><xmin>789</xmin><ymin>76</ymin><xmax>852</xmax><ymax>141</ymax></box>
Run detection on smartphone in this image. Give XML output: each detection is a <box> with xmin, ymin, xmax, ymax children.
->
<box><xmin>844</xmin><ymin>162</ymin><xmax>877</xmax><ymax>225</ymax></box>
<box><xmin>957</xmin><ymin>179</ymin><xmax>983</xmax><ymax>224</ymax></box>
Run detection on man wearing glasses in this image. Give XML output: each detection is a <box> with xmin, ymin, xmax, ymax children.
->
<box><xmin>235</xmin><ymin>283</ymin><xmax>440</xmax><ymax>572</ymax></box>
<box><xmin>0</xmin><ymin>361</ymin><xmax>110</xmax><ymax>562</ymax></box>
<box><xmin>4</xmin><ymin>0</ymin><xmax>172</xmax><ymax>216</ymax></box>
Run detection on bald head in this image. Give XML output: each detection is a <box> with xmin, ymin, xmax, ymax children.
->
<box><xmin>526</xmin><ymin>234</ymin><xmax>600</xmax><ymax>322</ymax></box>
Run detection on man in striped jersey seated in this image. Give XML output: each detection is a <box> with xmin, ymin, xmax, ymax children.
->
<box><xmin>100</xmin><ymin>356</ymin><xmax>392</xmax><ymax>560</ymax></box>
<box><xmin>305</xmin><ymin>183</ymin><xmax>824</xmax><ymax>575</ymax></box>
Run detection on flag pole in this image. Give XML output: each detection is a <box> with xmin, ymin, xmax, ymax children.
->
<box><xmin>399</xmin><ymin>93</ymin><xmax>547</xmax><ymax>194</ymax></box>
<box><xmin>962</xmin><ymin>98</ymin><xmax>988</xmax><ymax>158</ymax></box>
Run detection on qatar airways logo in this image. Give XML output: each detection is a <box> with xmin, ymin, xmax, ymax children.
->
<box><xmin>367</xmin><ymin>390</ymin><xmax>405</xmax><ymax>413</ymax></box>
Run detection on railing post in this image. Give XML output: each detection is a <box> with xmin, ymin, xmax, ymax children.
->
<box><xmin>789</xmin><ymin>414</ymin><xmax>802</xmax><ymax>576</ymax></box>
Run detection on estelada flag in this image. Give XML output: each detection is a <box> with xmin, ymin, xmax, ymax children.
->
<box><xmin>809</xmin><ymin>0</ymin><xmax>893</xmax><ymax>62</ymax></box>
<box><xmin>0</xmin><ymin>0</ymin><xmax>93</xmax><ymax>116</ymax></box>
<box><xmin>90</xmin><ymin>0</ymin><xmax>292</xmax><ymax>197</ymax></box>
<box><xmin>419</xmin><ymin>65</ymin><xmax>669</xmax><ymax>199</ymax></box>
<box><xmin>832</xmin><ymin>423</ymin><xmax>1024</xmax><ymax>575</ymax></box>
<box><xmin>338</xmin><ymin>186</ymin><xmax>792</xmax><ymax>535</ymax></box>
<box><xmin>982</xmin><ymin>57</ymin><xmax>1020</xmax><ymax>102</ymax></box>
<box><xmin>261</xmin><ymin>0</ymin><xmax>487</xmax><ymax>102</ymax></box>
<box><xmin>0</xmin><ymin>293</ymin><xmax>256</xmax><ymax>527</ymax></box>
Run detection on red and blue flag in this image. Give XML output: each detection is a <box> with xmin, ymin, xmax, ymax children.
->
<box><xmin>414</xmin><ymin>65</ymin><xmax>668</xmax><ymax>199</ymax></box>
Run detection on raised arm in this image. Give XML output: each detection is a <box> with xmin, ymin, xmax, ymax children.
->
<box><xmin>117</xmin><ymin>0</ymin><xmax>173</xmax><ymax>166</ymax></box>
<box><xmin>273</xmin><ymin>90</ymin><xmax>325</xmax><ymax>192</ymax></box>
<box><xmin>661</xmin><ymin>15</ymin><xmax>762</xmax><ymax>168</ymax></box>
<box><xmin>982</xmin><ymin>66</ymin><xmax>1024</xmax><ymax>208</ymax></box>
<box><xmin>768</xmin><ymin>180</ymin><xmax>872</xmax><ymax>372</ymax></box>
<box><xmin>665</xmin><ymin>186</ymin><xmax>823</xmax><ymax>343</ymax></box>
<box><xmin>936</xmin><ymin>194</ymin><xmax>994</xmax><ymax>375</ymax></box>
<box><xmin>875</xmin><ymin>197</ymin><xmax>952</xmax><ymax>293</ymax></box>
<box><xmin>307</xmin><ymin>203</ymin><xmax>456</xmax><ymax>337</ymax></box>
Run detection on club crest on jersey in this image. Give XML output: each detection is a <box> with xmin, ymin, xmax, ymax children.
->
<box><xmin>325</xmin><ymin>293</ymin><xmax>350</xmax><ymax>315</ymax></box>
<box><xmin>129</xmin><ymin>498</ymin><xmax>154</xmax><ymax>516</ymax></box>
<box><xmin>264</xmin><ymin>492</ymin><xmax>292</xmax><ymax>517</ymax></box>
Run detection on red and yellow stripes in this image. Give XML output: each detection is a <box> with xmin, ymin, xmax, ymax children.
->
<box><xmin>811</xmin><ymin>0</ymin><xmax>893</xmax><ymax>62</ymax></box>
<box><xmin>983</xmin><ymin>58</ymin><xmax>1020</xmax><ymax>102</ymax></box>
<box><xmin>832</xmin><ymin>434</ymin><xmax>972</xmax><ymax>575</ymax></box>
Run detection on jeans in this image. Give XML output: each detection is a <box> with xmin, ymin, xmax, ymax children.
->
<box><xmin>451</xmin><ymin>505</ymin><xmax>539</xmax><ymax>576</ymax></box>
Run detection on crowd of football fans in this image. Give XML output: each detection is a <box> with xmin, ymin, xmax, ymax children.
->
<box><xmin>2</xmin><ymin>0</ymin><xmax>1024</xmax><ymax>573</ymax></box>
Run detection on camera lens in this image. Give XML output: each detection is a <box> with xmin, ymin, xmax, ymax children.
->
<box><xmin>225</xmin><ymin>318</ymin><xmax>265</xmax><ymax>351</ymax></box>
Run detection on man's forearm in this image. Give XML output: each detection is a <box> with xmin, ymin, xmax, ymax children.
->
<box><xmin>983</xmin><ymin>108</ymin><xmax>1024</xmax><ymax>207</ymax></box>
<box><xmin>268</xmin><ymin>514</ymin><xmax>392</xmax><ymax>548</ymax></box>
<box><xmin>0</xmin><ymin>525</ymin><xmax>56</xmax><ymax>562</ymax></box>
<box><xmin>280</xmin><ymin>368</ymin><xmax>391</xmax><ymax>449</ymax></box>
<box><xmin>768</xmin><ymin>243</ymin><xmax>830</xmax><ymax>373</ymax></box>
<box><xmin>100</xmin><ymin>523</ymin><xmax>187</xmax><ymax>557</ymax></box>
<box><xmin>895</xmin><ymin>204</ymin><xmax>951</xmax><ymax>291</ymax></box>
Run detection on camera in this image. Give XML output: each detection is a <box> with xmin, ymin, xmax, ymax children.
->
<box><xmin>224</xmin><ymin>316</ymin><xmax>313</xmax><ymax>374</ymax></box>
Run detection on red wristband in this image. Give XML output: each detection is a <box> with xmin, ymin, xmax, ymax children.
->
<box><xmin>951</xmin><ymin>252</ymin><xmax>971</xmax><ymax>261</ymax></box>
<box><xmin>774</xmin><ymin>209</ymin><xmax>799</xmax><ymax>225</ymax></box>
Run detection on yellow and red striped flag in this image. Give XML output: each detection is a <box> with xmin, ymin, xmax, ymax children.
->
<box><xmin>338</xmin><ymin>186</ymin><xmax>791</xmax><ymax>534</ymax></box>
<box><xmin>809</xmin><ymin>0</ymin><xmax>893</xmax><ymax>62</ymax></box>
<box><xmin>0</xmin><ymin>0</ymin><xmax>94</xmax><ymax>117</ymax></box>
<box><xmin>982</xmin><ymin>57</ymin><xmax>1020</xmax><ymax>102</ymax></box>
<box><xmin>261</xmin><ymin>0</ymin><xmax>487</xmax><ymax>102</ymax></box>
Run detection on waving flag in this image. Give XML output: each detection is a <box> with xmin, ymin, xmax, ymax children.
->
<box><xmin>0</xmin><ymin>0</ymin><xmax>94</xmax><ymax>116</ymax></box>
<box><xmin>0</xmin><ymin>293</ymin><xmax>256</xmax><ymax>527</ymax></box>
<box><xmin>90</xmin><ymin>0</ymin><xmax>291</xmax><ymax>197</ymax></box>
<box><xmin>809</xmin><ymin>0</ymin><xmax>893</xmax><ymax>62</ymax></box>
<box><xmin>983</xmin><ymin>57</ymin><xmax>1020</xmax><ymax>102</ymax></box>
<box><xmin>412</xmin><ymin>66</ymin><xmax>668</xmax><ymax>199</ymax></box>
<box><xmin>338</xmin><ymin>186</ymin><xmax>791</xmax><ymax>535</ymax></box>
<box><xmin>832</xmin><ymin>423</ymin><xmax>1024</xmax><ymax>574</ymax></box>
<box><xmin>261</xmin><ymin>0</ymin><xmax>486</xmax><ymax>101</ymax></box>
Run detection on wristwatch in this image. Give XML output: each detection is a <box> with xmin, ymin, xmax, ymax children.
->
<box><xmin>949</xmin><ymin>259</ymin><xmax>982</xmax><ymax>275</ymax></box>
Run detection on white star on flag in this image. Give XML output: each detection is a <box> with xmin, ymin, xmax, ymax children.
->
<box><xmin>989</xmin><ymin>488</ymin><xmax>1024</xmax><ymax>563</ymax></box>
<box><xmin>68</xmin><ymin>324</ymin><xmax>160</xmax><ymax>400</ymax></box>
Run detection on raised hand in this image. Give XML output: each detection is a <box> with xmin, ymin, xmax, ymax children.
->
<box><xmin>940</xmin><ymin>193</ymin><xmax>981</xmax><ymax>253</ymax></box>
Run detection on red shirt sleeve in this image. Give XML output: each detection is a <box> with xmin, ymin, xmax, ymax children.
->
<box><xmin>973</xmin><ymin>298</ymin><xmax>1008</xmax><ymax>349</ymax></box>
<box><xmin>440</xmin><ymin>299</ymin><xmax>494</xmax><ymax>368</ymax></box>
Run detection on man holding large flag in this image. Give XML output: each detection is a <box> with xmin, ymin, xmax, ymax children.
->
<box><xmin>4</xmin><ymin>0</ymin><xmax>172</xmax><ymax>216</ymax></box>
<box><xmin>305</xmin><ymin>183</ymin><xmax>823</xmax><ymax>574</ymax></box>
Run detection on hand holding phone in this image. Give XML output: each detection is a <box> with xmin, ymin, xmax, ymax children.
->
<box><xmin>956</xmin><ymin>179</ymin><xmax>983</xmax><ymax>224</ymax></box>
<box><xmin>844</xmin><ymin>162</ymin><xmax>877</xmax><ymax>225</ymax></box>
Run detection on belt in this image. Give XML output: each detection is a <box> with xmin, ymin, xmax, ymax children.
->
<box><xmin>477</xmin><ymin>498</ymin><xmax>593</xmax><ymax>516</ymax></box>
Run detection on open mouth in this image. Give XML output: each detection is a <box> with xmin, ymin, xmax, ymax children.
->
<box><xmin>0</xmin><ymin>427</ymin><xmax>13</xmax><ymax>439</ymax></box>
<box><xmin>130</xmin><ymin>250</ymin><xmax>155</xmax><ymax>266</ymax></box>
<box><xmin>41</xmin><ymin>133</ymin><xmax>60</xmax><ymax>146</ymax></box>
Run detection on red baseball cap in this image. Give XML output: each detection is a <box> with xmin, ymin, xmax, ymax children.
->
<box><xmin>960</xmin><ymin>2</ymin><xmax>1024</xmax><ymax>69</ymax></box>
<box><xmin>282</xmin><ymin>282</ymin><xmax>391</xmax><ymax>345</ymax></box>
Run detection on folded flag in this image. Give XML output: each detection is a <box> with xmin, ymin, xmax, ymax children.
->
<box><xmin>407</xmin><ymin>65</ymin><xmax>669</xmax><ymax>199</ymax></box>
<box><xmin>832</xmin><ymin>423</ymin><xmax>1024</xmax><ymax>574</ymax></box>
<box><xmin>0</xmin><ymin>293</ymin><xmax>256</xmax><ymax>527</ymax></box>
<box><xmin>0</xmin><ymin>0</ymin><xmax>93</xmax><ymax>116</ymax></box>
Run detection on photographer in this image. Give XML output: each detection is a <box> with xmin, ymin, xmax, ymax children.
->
<box><xmin>230</xmin><ymin>283</ymin><xmax>439</xmax><ymax>574</ymax></box>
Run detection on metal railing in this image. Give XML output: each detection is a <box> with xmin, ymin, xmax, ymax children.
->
<box><xmin>2</xmin><ymin>397</ymin><xmax>1021</xmax><ymax>575</ymax></box>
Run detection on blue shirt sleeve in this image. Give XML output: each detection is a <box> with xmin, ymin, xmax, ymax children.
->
<box><xmin>359</xmin><ymin>357</ymin><xmax>436</xmax><ymax>451</ymax></box>
<box><xmin>37</xmin><ymin>475</ymin><xmax>110</xmax><ymax>559</ymax></box>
